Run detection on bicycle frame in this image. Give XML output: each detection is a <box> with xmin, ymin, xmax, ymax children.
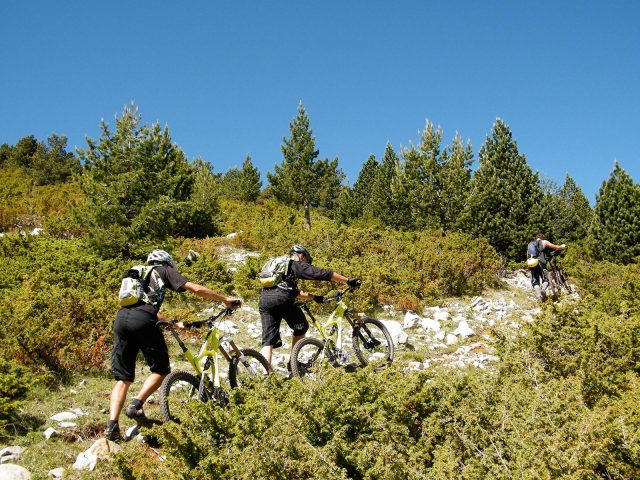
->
<box><xmin>297</xmin><ymin>286</ymin><xmax>364</xmax><ymax>352</ymax></box>
<box><xmin>162</xmin><ymin>308</ymin><xmax>247</xmax><ymax>389</ymax></box>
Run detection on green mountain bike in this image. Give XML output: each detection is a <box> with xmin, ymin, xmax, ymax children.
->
<box><xmin>290</xmin><ymin>285</ymin><xmax>394</xmax><ymax>378</ymax></box>
<box><xmin>157</xmin><ymin>306</ymin><xmax>271</xmax><ymax>422</ymax></box>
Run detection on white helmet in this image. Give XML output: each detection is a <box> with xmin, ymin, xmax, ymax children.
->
<box><xmin>526</xmin><ymin>258</ymin><xmax>539</xmax><ymax>269</ymax></box>
<box><xmin>147</xmin><ymin>249</ymin><xmax>176</xmax><ymax>268</ymax></box>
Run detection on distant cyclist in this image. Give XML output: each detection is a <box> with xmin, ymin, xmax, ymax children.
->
<box><xmin>258</xmin><ymin>244</ymin><xmax>360</xmax><ymax>369</ymax></box>
<box><xmin>526</xmin><ymin>233</ymin><xmax>566</xmax><ymax>301</ymax></box>
<box><xmin>105</xmin><ymin>249</ymin><xmax>240</xmax><ymax>441</ymax></box>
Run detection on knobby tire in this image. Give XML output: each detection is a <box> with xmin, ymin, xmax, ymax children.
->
<box><xmin>352</xmin><ymin>317</ymin><xmax>394</xmax><ymax>368</ymax></box>
<box><xmin>159</xmin><ymin>370</ymin><xmax>201</xmax><ymax>423</ymax></box>
<box><xmin>291</xmin><ymin>337</ymin><xmax>329</xmax><ymax>378</ymax></box>
<box><xmin>228</xmin><ymin>348</ymin><xmax>271</xmax><ymax>388</ymax></box>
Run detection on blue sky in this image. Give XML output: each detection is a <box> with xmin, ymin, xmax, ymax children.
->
<box><xmin>1</xmin><ymin>1</ymin><xmax>638</xmax><ymax>203</ymax></box>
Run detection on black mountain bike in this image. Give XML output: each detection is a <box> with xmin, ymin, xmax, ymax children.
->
<box><xmin>546</xmin><ymin>250</ymin><xmax>573</xmax><ymax>298</ymax></box>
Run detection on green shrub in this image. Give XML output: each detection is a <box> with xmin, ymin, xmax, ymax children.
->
<box><xmin>224</xmin><ymin>199</ymin><xmax>501</xmax><ymax>311</ymax></box>
<box><xmin>127</xmin><ymin>358</ymin><xmax>640</xmax><ymax>479</ymax></box>
<box><xmin>0</xmin><ymin>359</ymin><xmax>32</xmax><ymax>428</ymax></box>
<box><xmin>0</xmin><ymin>235</ymin><xmax>122</xmax><ymax>376</ymax></box>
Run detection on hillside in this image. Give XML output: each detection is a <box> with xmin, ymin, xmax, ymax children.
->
<box><xmin>3</xmin><ymin>242</ymin><xmax>628</xmax><ymax>478</ymax></box>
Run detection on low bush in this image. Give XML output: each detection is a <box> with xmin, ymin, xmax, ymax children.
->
<box><xmin>124</xmin><ymin>357</ymin><xmax>639</xmax><ymax>479</ymax></box>
<box><xmin>223</xmin><ymin>199</ymin><xmax>501</xmax><ymax>311</ymax></box>
<box><xmin>0</xmin><ymin>359</ymin><xmax>33</xmax><ymax>430</ymax></box>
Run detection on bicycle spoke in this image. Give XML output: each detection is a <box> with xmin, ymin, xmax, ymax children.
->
<box><xmin>353</xmin><ymin>318</ymin><xmax>394</xmax><ymax>369</ymax></box>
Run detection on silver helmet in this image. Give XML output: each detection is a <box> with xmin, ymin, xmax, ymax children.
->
<box><xmin>146</xmin><ymin>249</ymin><xmax>176</xmax><ymax>268</ymax></box>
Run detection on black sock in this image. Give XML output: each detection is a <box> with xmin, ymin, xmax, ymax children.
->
<box><xmin>107</xmin><ymin>419</ymin><xmax>118</xmax><ymax>428</ymax></box>
<box><xmin>130</xmin><ymin>398</ymin><xmax>143</xmax><ymax>410</ymax></box>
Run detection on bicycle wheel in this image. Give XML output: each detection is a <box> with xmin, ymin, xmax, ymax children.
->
<box><xmin>546</xmin><ymin>270</ymin><xmax>559</xmax><ymax>300</ymax></box>
<box><xmin>228</xmin><ymin>348</ymin><xmax>271</xmax><ymax>388</ymax></box>
<box><xmin>291</xmin><ymin>337</ymin><xmax>333</xmax><ymax>378</ymax></box>
<box><xmin>352</xmin><ymin>317</ymin><xmax>394</xmax><ymax>368</ymax></box>
<box><xmin>558</xmin><ymin>268</ymin><xmax>573</xmax><ymax>293</ymax></box>
<box><xmin>159</xmin><ymin>370</ymin><xmax>201</xmax><ymax>423</ymax></box>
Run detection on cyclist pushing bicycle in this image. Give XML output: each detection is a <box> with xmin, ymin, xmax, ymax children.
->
<box><xmin>105</xmin><ymin>249</ymin><xmax>241</xmax><ymax>442</ymax></box>
<box><xmin>526</xmin><ymin>233</ymin><xmax>567</xmax><ymax>301</ymax></box>
<box><xmin>258</xmin><ymin>244</ymin><xmax>361</xmax><ymax>371</ymax></box>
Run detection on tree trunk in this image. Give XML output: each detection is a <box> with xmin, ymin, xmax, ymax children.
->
<box><xmin>304</xmin><ymin>199</ymin><xmax>311</xmax><ymax>230</ymax></box>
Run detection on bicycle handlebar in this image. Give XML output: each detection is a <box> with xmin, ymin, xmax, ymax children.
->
<box><xmin>295</xmin><ymin>284</ymin><xmax>359</xmax><ymax>307</ymax></box>
<box><xmin>158</xmin><ymin>305</ymin><xmax>238</xmax><ymax>330</ymax></box>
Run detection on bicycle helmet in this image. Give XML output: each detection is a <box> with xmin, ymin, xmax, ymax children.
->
<box><xmin>290</xmin><ymin>244</ymin><xmax>313</xmax><ymax>264</ymax></box>
<box><xmin>526</xmin><ymin>258</ymin><xmax>539</xmax><ymax>269</ymax></box>
<box><xmin>147</xmin><ymin>249</ymin><xmax>176</xmax><ymax>268</ymax></box>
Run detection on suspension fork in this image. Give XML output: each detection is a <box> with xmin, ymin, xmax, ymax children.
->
<box><xmin>351</xmin><ymin>315</ymin><xmax>381</xmax><ymax>348</ymax></box>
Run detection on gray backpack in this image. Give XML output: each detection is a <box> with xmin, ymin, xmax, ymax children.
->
<box><xmin>118</xmin><ymin>265</ymin><xmax>164</xmax><ymax>307</ymax></box>
<box><xmin>259</xmin><ymin>256</ymin><xmax>292</xmax><ymax>289</ymax></box>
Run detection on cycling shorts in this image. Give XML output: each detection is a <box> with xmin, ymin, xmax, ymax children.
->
<box><xmin>259</xmin><ymin>294</ymin><xmax>309</xmax><ymax>348</ymax></box>
<box><xmin>111</xmin><ymin>308</ymin><xmax>170</xmax><ymax>382</ymax></box>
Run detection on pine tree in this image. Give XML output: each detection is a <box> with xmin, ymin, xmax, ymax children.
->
<box><xmin>366</xmin><ymin>143</ymin><xmax>400</xmax><ymax>225</ymax></box>
<box><xmin>394</xmin><ymin>121</ymin><xmax>444</xmax><ymax>231</ymax></box>
<box><xmin>545</xmin><ymin>174</ymin><xmax>592</xmax><ymax>244</ymax></box>
<box><xmin>268</xmin><ymin>102</ymin><xmax>343</xmax><ymax>229</ymax></box>
<box><xmin>335</xmin><ymin>185</ymin><xmax>358</xmax><ymax>225</ymax></box>
<box><xmin>457</xmin><ymin>118</ymin><xmax>543</xmax><ymax>259</ymax></box>
<box><xmin>590</xmin><ymin>162</ymin><xmax>640</xmax><ymax>264</ymax></box>
<box><xmin>77</xmin><ymin>103</ymin><xmax>217</xmax><ymax>257</ymax></box>
<box><xmin>222</xmin><ymin>155</ymin><xmax>262</xmax><ymax>202</ymax></box>
<box><xmin>393</xmin><ymin>123</ymin><xmax>473</xmax><ymax>235</ymax></box>
<box><xmin>438</xmin><ymin>134</ymin><xmax>473</xmax><ymax>235</ymax></box>
<box><xmin>237</xmin><ymin>155</ymin><xmax>262</xmax><ymax>202</ymax></box>
<box><xmin>336</xmin><ymin>154</ymin><xmax>380</xmax><ymax>225</ymax></box>
<box><xmin>352</xmin><ymin>154</ymin><xmax>379</xmax><ymax>216</ymax></box>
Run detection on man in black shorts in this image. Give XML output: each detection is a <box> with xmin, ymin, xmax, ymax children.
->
<box><xmin>259</xmin><ymin>244</ymin><xmax>360</xmax><ymax>369</ymax></box>
<box><xmin>105</xmin><ymin>249</ymin><xmax>240</xmax><ymax>441</ymax></box>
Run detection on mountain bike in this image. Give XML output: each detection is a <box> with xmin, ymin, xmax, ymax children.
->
<box><xmin>290</xmin><ymin>285</ymin><xmax>394</xmax><ymax>378</ymax></box>
<box><xmin>545</xmin><ymin>249</ymin><xmax>573</xmax><ymax>298</ymax></box>
<box><xmin>157</xmin><ymin>306</ymin><xmax>271</xmax><ymax>422</ymax></box>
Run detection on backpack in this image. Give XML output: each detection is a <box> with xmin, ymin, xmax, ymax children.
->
<box><xmin>527</xmin><ymin>239</ymin><xmax>542</xmax><ymax>259</ymax></box>
<box><xmin>259</xmin><ymin>256</ymin><xmax>292</xmax><ymax>289</ymax></box>
<box><xmin>118</xmin><ymin>265</ymin><xmax>163</xmax><ymax>307</ymax></box>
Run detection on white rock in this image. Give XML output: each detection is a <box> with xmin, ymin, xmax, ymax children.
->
<box><xmin>125</xmin><ymin>425</ymin><xmax>140</xmax><ymax>441</ymax></box>
<box><xmin>445</xmin><ymin>334</ymin><xmax>458</xmax><ymax>345</ymax></box>
<box><xmin>0</xmin><ymin>446</ymin><xmax>25</xmax><ymax>464</ymax></box>
<box><xmin>434</xmin><ymin>310</ymin><xmax>450</xmax><ymax>322</ymax></box>
<box><xmin>50</xmin><ymin>411</ymin><xmax>78</xmax><ymax>422</ymax></box>
<box><xmin>402</xmin><ymin>312</ymin><xmax>421</xmax><ymax>329</ymax></box>
<box><xmin>57</xmin><ymin>422</ymin><xmax>77</xmax><ymax>429</ymax></box>
<box><xmin>216</xmin><ymin>320</ymin><xmax>239</xmax><ymax>335</ymax></box>
<box><xmin>0</xmin><ymin>464</ymin><xmax>31</xmax><ymax>479</ymax></box>
<box><xmin>44</xmin><ymin>427</ymin><xmax>58</xmax><ymax>440</ymax></box>
<box><xmin>453</xmin><ymin>321</ymin><xmax>475</xmax><ymax>338</ymax></box>
<box><xmin>380</xmin><ymin>320</ymin><xmax>409</xmax><ymax>345</ymax></box>
<box><xmin>420</xmin><ymin>318</ymin><xmax>441</xmax><ymax>332</ymax></box>
<box><xmin>72</xmin><ymin>451</ymin><xmax>97</xmax><ymax>471</ymax></box>
<box><xmin>469</xmin><ymin>296</ymin><xmax>482</xmax><ymax>308</ymax></box>
<box><xmin>407</xmin><ymin>361</ymin><xmax>426</xmax><ymax>371</ymax></box>
<box><xmin>433</xmin><ymin>331</ymin><xmax>445</xmax><ymax>341</ymax></box>
<box><xmin>72</xmin><ymin>439</ymin><xmax>121</xmax><ymax>471</ymax></box>
<box><xmin>48</xmin><ymin>467</ymin><xmax>65</xmax><ymax>479</ymax></box>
